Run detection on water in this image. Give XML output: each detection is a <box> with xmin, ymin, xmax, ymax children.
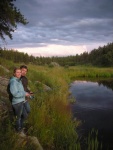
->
<box><xmin>70</xmin><ymin>80</ymin><xmax>113</xmax><ymax>150</ymax></box>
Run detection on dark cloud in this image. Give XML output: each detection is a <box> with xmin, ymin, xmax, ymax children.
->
<box><xmin>1</xmin><ymin>0</ymin><xmax>113</xmax><ymax>51</ymax></box>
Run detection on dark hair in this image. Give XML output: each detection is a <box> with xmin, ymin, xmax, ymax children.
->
<box><xmin>20</xmin><ymin>65</ymin><xmax>28</xmax><ymax>71</ymax></box>
<box><xmin>13</xmin><ymin>68</ymin><xmax>21</xmax><ymax>74</ymax></box>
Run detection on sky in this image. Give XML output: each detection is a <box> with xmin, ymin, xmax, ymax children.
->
<box><xmin>1</xmin><ymin>0</ymin><xmax>113</xmax><ymax>57</ymax></box>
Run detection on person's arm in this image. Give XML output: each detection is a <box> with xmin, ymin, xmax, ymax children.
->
<box><xmin>10</xmin><ymin>80</ymin><xmax>26</xmax><ymax>98</ymax></box>
<box><xmin>21</xmin><ymin>77</ymin><xmax>30</xmax><ymax>93</ymax></box>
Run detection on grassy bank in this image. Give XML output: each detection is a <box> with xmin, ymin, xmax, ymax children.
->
<box><xmin>26</xmin><ymin>65</ymin><xmax>80</xmax><ymax>149</ymax></box>
<box><xmin>0</xmin><ymin>61</ymin><xmax>80</xmax><ymax>150</ymax></box>
<box><xmin>1</xmin><ymin>59</ymin><xmax>112</xmax><ymax>149</ymax></box>
<box><xmin>65</xmin><ymin>66</ymin><xmax>113</xmax><ymax>81</ymax></box>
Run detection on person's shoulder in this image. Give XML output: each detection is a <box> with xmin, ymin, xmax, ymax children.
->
<box><xmin>10</xmin><ymin>77</ymin><xmax>17</xmax><ymax>85</ymax></box>
<box><xmin>21</xmin><ymin>76</ymin><xmax>28</xmax><ymax>83</ymax></box>
<box><xmin>9</xmin><ymin>77</ymin><xmax>15</xmax><ymax>82</ymax></box>
<box><xmin>21</xmin><ymin>76</ymin><xmax>28</xmax><ymax>80</ymax></box>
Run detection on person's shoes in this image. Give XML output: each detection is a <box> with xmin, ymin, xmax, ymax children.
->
<box><xmin>15</xmin><ymin>128</ymin><xmax>26</xmax><ymax>137</ymax></box>
<box><xmin>18</xmin><ymin>130</ymin><xmax>26</xmax><ymax>137</ymax></box>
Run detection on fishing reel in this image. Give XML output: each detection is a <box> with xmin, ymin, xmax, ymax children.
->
<box><xmin>29</xmin><ymin>95</ymin><xmax>34</xmax><ymax>100</ymax></box>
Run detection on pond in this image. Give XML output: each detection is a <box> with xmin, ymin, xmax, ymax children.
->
<box><xmin>69</xmin><ymin>79</ymin><xmax>113</xmax><ymax>150</ymax></box>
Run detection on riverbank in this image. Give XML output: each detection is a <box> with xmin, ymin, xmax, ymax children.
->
<box><xmin>0</xmin><ymin>59</ymin><xmax>113</xmax><ymax>149</ymax></box>
<box><xmin>0</xmin><ymin>60</ymin><xmax>80</xmax><ymax>150</ymax></box>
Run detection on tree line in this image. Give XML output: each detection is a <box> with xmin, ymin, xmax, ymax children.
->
<box><xmin>0</xmin><ymin>42</ymin><xmax>113</xmax><ymax>67</ymax></box>
<box><xmin>0</xmin><ymin>1</ymin><xmax>113</xmax><ymax>67</ymax></box>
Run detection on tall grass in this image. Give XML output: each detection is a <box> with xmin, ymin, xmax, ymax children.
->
<box><xmin>86</xmin><ymin>129</ymin><xmax>102</xmax><ymax>150</ymax></box>
<box><xmin>26</xmin><ymin>65</ymin><xmax>80</xmax><ymax>149</ymax></box>
<box><xmin>65</xmin><ymin>66</ymin><xmax>113</xmax><ymax>81</ymax></box>
<box><xmin>0</xmin><ymin>60</ymin><xmax>110</xmax><ymax>149</ymax></box>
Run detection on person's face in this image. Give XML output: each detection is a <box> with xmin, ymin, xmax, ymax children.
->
<box><xmin>14</xmin><ymin>69</ymin><xmax>21</xmax><ymax>78</ymax></box>
<box><xmin>21</xmin><ymin>68</ymin><xmax>27</xmax><ymax>76</ymax></box>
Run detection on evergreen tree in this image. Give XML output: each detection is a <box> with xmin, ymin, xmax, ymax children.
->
<box><xmin>0</xmin><ymin>0</ymin><xmax>28</xmax><ymax>41</ymax></box>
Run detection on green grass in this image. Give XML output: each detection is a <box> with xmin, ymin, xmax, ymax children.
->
<box><xmin>26</xmin><ymin>65</ymin><xmax>80</xmax><ymax>149</ymax></box>
<box><xmin>65</xmin><ymin>66</ymin><xmax>113</xmax><ymax>81</ymax></box>
<box><xmin>0</xmin><ymin>58</ymin><xmax>111</xmax><ymax>149</ymax></box>
<box><xmin>86</xmin><ymin>129</ymin><xmax>102</xmax><ymax>150</ymax></box>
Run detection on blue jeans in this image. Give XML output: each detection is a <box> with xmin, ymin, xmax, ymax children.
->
<box><xmin>12</xmin><ymin>102</ymin><xmax>28</xmax><ymax>131</ymax></box>
<box><xmin>23</xmin><ymin>100</ymin><xmax>30</xmax><ymax>114</ymax></box>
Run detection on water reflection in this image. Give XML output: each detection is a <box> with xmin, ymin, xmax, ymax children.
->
<box><xmin>70</xmin><ymin>79</ymin><xmax>113</xmax><ymax>150</ymax></box>
<box><xmin>98</xmin><ymin>79</ymin><xmax>113</xmax><ymax>91</ymax></box>
<box><xmin>70</xmin><ymin>80</ymin><xmax>113</xmax><ymax>110</ymax></box>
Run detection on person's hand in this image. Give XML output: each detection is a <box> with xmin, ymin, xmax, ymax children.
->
<box><xmin>25</xmin><ymin>92</ymin><xmax>30</xmax><ymax>97</ymax></box>
<box><xmin>30</xmin><ymin>92</ymin><xmax>34</xmax><ymax>97</ymax></box>
<box><xmin>30</xmin><ymin>91</ymin><xmax>34</xmax><ymax>95</ymax></box>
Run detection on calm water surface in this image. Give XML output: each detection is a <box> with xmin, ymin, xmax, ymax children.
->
<box><xmin>70</xmin><ymin>80</ymin><xmax>113</xmax><ymax>150</ymax></box>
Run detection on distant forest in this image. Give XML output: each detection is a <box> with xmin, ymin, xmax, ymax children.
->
<box><xmin>0</xmin><ymin>42</ymin><xmax>113</xmax><ymax>67</ymax></box>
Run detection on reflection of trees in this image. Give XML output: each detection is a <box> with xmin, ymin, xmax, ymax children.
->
<box><xmin>98</xmin><ymin>80</ymin><xmax>113</xmax><ymax>91</ymax></box>
<box><xmin>73</xmin><ymin>79</ymin><xmax>113</xmax><ymax>91</ymax></box>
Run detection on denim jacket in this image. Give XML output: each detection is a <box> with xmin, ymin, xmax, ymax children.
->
<box><xmin>9</xmin><ymin>77</ymin><xmax>26</xmax><ymax>105</ymax></box>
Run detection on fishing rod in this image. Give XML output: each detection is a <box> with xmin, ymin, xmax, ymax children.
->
<box><xmin>29</xmin><ymin>86</ymin><xmax>61</xmax><ymax>100</ymax></box>
<box><xmin>29</xmin><ymin>89</ymin><xmax>49</xmax><ymax>100</ymax></box>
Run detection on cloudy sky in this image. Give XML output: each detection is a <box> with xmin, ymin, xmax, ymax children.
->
<box><xmin>1</xmin><ymin>0</ymin><xmax>113</xmax><ymax>57</ymax></box>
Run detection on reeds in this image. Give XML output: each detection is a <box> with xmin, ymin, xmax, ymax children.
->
<box><xmin>86</xmin><ymin>129</ymin><xmax>102</xmax><ymax>150</ymax></box>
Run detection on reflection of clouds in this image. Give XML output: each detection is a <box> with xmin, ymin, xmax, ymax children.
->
<box><xmin>73</xmin><ymin>81</ymin><xmax>88</xmax><ymax>83</ymax></box>
<box><xmin>70</xmin><ymin>81</ymin><xmax>113</xmax><ymax>110</ymax></box>
<box><xmin>73</xmin><ymin>80</ymin><xmax>98</xmax><ymax>85</ymax></box>
<box><xmin>77</xmin><ymin>99</ymin><xmax>113</xmax><ymax>110</ymax></box>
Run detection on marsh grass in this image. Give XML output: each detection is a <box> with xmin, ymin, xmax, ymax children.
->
<box><xmin>65</xmin><ymin>66</ymin><xmax>113</xmax><ymax>81</ymax></box>
<box><xmin>86</xmin><ymin>129</ymin><xmax>102</xmax><ymax>150</ymax></box>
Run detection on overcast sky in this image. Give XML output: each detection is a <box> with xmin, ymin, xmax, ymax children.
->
<box><xmin>1</xmin><ymin>0</ymin><xmax>113</xmax><ymax>57</ymax></box>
